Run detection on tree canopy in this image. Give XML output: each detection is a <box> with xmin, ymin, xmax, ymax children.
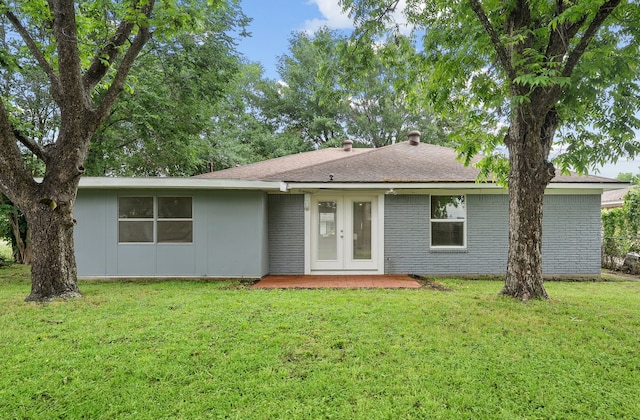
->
<box><xmin>264</xmin><ymin>27</ymin><xmax>449</xmax><ymax>149</ymax></box>
<box><xmin>344</xmin><ymin>0</ymin><xmax>640</xmax><ymax>300</ymax></box>
<box><xmin>0</xmin><ymin>0</ymin><xmax>246</xmax><ymax>301</ymax></box>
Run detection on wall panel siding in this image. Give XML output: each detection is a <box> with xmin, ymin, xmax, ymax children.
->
<box><xmin>74</xmin><ymin>189</ymin><xmax>269</xmax><ymax>278</ymax></box>
<box><xmin>268</xmin><ymin>194</ymin><xmax>305</xmax><ymax>274</ymax></box>
<box><xmin>201</xmin><ymin>191</ymin><xmax>268</xmax><ymax>277</ymax></box>
<box><xmin>75</xmin><ymin>189</ymin><xmax>602</xmax><ymax>278</ymax></box>
<box><xmin>73</xmin><ymin>190</ymin><xmax>108</xmax><ymax>276</ymax></box>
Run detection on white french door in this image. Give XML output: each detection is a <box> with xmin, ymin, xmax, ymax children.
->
<box><xmin>310</xmin><ymin>195</ymin><xmax>379</xmax><ymax>272</ymax></box>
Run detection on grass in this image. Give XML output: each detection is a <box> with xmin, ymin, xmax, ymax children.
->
<box><xmin>1</xmin><ymin>265</ymin><xmax>639</xmax><ymax>419</ymax></box>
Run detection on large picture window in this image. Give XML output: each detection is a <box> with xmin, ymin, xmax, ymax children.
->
<box><xmin>119</xmin><ymin>196</ymin><xmax>193</xmax><ymax>243</ymax></box>
<box><xmin>430</xmin><ymin>195</ymin><xmax>466</xmax><ymax>248</ymax></box>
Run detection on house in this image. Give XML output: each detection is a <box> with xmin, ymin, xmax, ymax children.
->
<box><xmin>74</xmin><ymin>133</ymin><xmax>625</xmax><ymax>279</ymax></box>
<box><xmin>601</xmin><ymin>186</ymin><xmax>633</xmax><ymax>209</ymax></box>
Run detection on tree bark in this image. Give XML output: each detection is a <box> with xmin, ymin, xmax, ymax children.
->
<box><xmin>501</xmin><ymin>107</ymin><xmax>557</xmax><ymax>301</ymax></box>
<box><xmin>24</xmin><ymin>195</ymin><xmax>81</xmax><ymax>302</ymax></box>
<box><xmin>0</xmin><ymin>2</ymin><xmax>155</xmax><ymax>301</ymax></box>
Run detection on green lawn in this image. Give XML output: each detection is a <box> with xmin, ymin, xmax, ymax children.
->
<box><xmin>1</xmin><ymin>265</ymin><xmax>639</xmax><ymax>419</ymax></box>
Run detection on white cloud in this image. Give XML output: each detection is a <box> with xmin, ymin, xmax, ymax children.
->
<box><xmin>303</xmin><ymin>0</ymin><xmax>413</xmax><ymax>34</ymax></box>
<box><xmin>303</xmin><ymin>0</ymin><xmax>353</xmax><ymax>32</ymax></box>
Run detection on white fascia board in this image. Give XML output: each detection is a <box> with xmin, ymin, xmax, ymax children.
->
<box><xmin>286</xmin><ymin>182</ymin><xmax>504</xmax><ymax>191</ymax></box>
<box><xmin>544</xmin><ymin>182</ymin><xmax>629</xmax><ymax>193</ymax></box>
<box><xmin>286</xmin><ymin>181</ymin><xmax>624</xmax><ymax>195</ymax></box>
<box><xmin>76</xmin><ymin>178</ymin><xmax>624</xmax><ymax>194</ymax></box>
<box><xmin>77</xmin><ymin>177</ymin><xmax>282</xmax><ymax>191</ymax></box>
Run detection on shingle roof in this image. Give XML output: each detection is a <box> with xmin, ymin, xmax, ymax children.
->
<box><xmin>196</xmin><ymin>141</ymin><xmax>622</xmax><ymax>184</ymax></box>
<box><xmin>195</xmin><ymin>147</ymin><xmax>374</xmax><ymax>180</ymax></box>
<box><xmin>601</xmin><ymin>186</ymin><xmax>633</xmax><ymax>208</ymax></box>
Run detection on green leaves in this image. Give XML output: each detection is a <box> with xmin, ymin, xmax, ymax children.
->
<box><xmin>602</xmin><ymin>187</ymin><xmax>640</xmax><ymax>261</ymax></box>
<box><xmin>346</xmin><ymin>0</ymin><xmax>640</xmax><ymax>177</ymax></box>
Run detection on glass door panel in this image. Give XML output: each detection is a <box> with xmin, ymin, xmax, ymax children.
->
<box><xmin>317</xmin><ymin>201</ymin><xmax>338</xmax><ymax>261</ymax></box>
<box><xmin>310</xmin><ymin>195</ymin><xmax>378</xmax><ymax>272</ymax></box>
<box><xmin>352</xmin><ymin>201</ymin><xmax>372</xmax><ymax>260</ymax></box>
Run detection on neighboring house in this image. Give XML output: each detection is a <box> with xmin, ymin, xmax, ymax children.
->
<box><xmin>601</xmin><ymin>186</ymin><xmax>633</xmax><ymax>209</ymax></box>
<box><xmin>74</xmin><ymin>133</ymin><xmax>625</xmax><ymax>278</ymax></box>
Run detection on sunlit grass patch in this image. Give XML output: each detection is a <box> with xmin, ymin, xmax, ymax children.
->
<box><xmin>0</xmin><ymin>272</ymin><xmax>638</xmax><ymax>419</ymax></box>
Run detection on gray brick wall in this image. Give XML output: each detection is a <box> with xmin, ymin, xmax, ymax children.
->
<box><xmin>268</xmin><ymin>194</ymin><xmax>305</xmax><ymax>274</ymax></box>
<box><xmin>384</xmin><ymin>194</ymin><xmax>509</xmax><ymax>275</ymax></box>
<box><xmin>385</xmin><ymin>193</ymin><xmax>601</xmax><ymax>276</ymax></box>
<box><xmin>384</xmin><ymin>195</ymin><xmax>430</xmax><ymax>273</ymax></box>
<box><xmin>542</xmin><ymin>194</ymin><xmax>601</xmax><ymax>275</ymax></box>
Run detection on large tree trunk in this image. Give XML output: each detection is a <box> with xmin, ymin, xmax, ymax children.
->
<box><xmin>24</xmin><ymin>197</ymin><xmax>81</xmax><ymax>302</ymax></box>
<box><xmin>501</xmin><ymin>107</ymin><xmax>557</xmax><ymax>301</ymax></box>
<box><xmin>0</xmin><ymin>2</ymin><xmax>154</xmax><ymax>302</ymax></box>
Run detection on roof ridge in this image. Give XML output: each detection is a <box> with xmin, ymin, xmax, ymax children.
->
<box><xmin>259</xmin><ymin>144</ymin><xmax>377</xmax><ymax>179</ymax></box>
<box><xmin>271</xmin><ymin>140</ymin><xmax>451</xmax><ymax>177</ymax></box>
<box><xmin>194</xmin><ymin>146</ymin><xmax>372</xmax><ymax>179</ymax></box>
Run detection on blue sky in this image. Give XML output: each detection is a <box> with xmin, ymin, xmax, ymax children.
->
<box><xmin>235</xmin><ymin>0</ymin><xmax>637</xmax><ymax>179</ymax></box>
<box><xmin>237</xmin><ymin>0</ymin><xmax>353</xmax><ymax>79</ymax></box>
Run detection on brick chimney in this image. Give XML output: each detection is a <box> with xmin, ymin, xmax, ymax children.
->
<box><xmin>408</xmin><ymin>130</ymin><xmax>421</xmax><ymax>145</ymax></box>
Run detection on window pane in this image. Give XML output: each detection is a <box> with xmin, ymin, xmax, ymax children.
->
<box><xmin>119</xmin><ymin>197</ymin><xmax>153</xmax><ymax>218</ymax></box>
<box><xmin>119</xmin><ymin>221</ymin><xmax>153</xmax><ymax>243</ymax></box>
<box><xmin>431</xmin><ymin>196</ymin><xmax>465</xmax><ymax>219</ymax></box>
<box><xmin>317</xmin><ymin>201</ymin><xmax>337</xmax><ymax>260</ymax></box>
<box><xmin>158</xmin><ymin>197</ymin><xmax>192</xmax><ymax>219</ymax></box>
<box><xmin>158</xmin><ymin>221</ymin><xmax>193</xmax><ymax>243</ymax></box>
<box><xmin>431</xmin><ymin>222</ymin><xmax>464</xmax><ymax>246</ymax></box>
<box><xmin>353</xmin><ymin>201</ymin><xmax>371</xmax><ymax>260</ymax></box>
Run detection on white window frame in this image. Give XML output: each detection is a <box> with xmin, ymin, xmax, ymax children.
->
<box><xmin>430</xmin><ymin>195</ymin><xmax>467</xmax><ymax>250</ymax></box>
<box><xmin>118</xmin><ymin>195</ymin><xmax>193</xmax><ymax>244</ymax></box>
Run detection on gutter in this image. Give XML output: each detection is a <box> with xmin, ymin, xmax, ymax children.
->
<box><xmin>77</xmin><ymin>177</ymin><xmax>283</xmax><ymax>191</ymax></box>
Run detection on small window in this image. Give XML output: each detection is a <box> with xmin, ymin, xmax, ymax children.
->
<box><xmin>119</xmin><ymin>197</ymin><xmax>154</xmax><ymax>219</ymax></box>
<box><xmin>118</xmin><ymin>197</ymin><xmax>154</xmax><ymax>243</ymax></box>
<box><xmin>118</xmin><ymin>196</ymin><xmax>193</xmax><ymax>244</ymax></box>
<box><xmin>430</xmin><ymin>195</ymin><xmax>466</xmax><ymax>248</ymax></box>
<box><xmin>157</xmin><ymin>197</ymin><xmax>192</xmax><ymax>243</ymax></box>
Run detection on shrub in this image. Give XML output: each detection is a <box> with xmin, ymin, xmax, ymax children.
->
<box><xmin>602</xmin><ymin>187</ymin><xmax>640</xmax><ymax>269</ymax></box>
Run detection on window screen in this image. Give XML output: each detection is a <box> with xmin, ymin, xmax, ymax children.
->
<box><xmin>430</xmin><ymin>195</ymin><xmax>465</xmax><ymax>248</ymax></box>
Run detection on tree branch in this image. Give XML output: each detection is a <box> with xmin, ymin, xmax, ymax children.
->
<box><xmin>83</xmin><ymin>19</ymin><xmax>136</xmax><ymax>93</ymax></box>
<box><xmin>90</xmin><ymin>2</ymin><xmax>154</xmax><ymax>130</ymax></box>
<box><xmin>538</xmin><ymin>0</ymin><xmax>621</xmax><ymax>108</ymax></box>
<box><xmin>13</xmin><ymin>129</ymin><xmax>49</xmax><ymax>163</ymax></box>
<box><xmin>0</xmin><ymin>98</ymin><xmax>37</xmax><ymax>202</ymax></box>
<box><xmin>545</xmin><ymin>0</ymin><xmax>586</xmax><ymax>63</ymax></box>
<box><xmin>561</xmin><ymin>0</ymin><xmax>621</xmax><ymax>78</ymax></box>
<box><xmin>0</xmin><ymin>1</ymin><xmax>62</xmax><ymax>101</ymax></box>
<box><xmin>50</xmin><ymin>0</ymin><xmax>85</xmax><ymax>108</ymax></box>
<box><xmin>468</xmin><ymin>0</ymin><xmax>517</xmax><ymax>82</ymax></box>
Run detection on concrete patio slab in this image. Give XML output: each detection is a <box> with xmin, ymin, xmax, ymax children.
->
<box><xmin>251</xmin><ymin>275</ymin><xmax>422</xmax><ymax>289</ymax></box>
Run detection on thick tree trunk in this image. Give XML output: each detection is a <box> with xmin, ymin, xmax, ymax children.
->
<box><xmin>501</xmin><ymin>108</ymin><xmax>557</xmax><ymax>301</ymax></box>
<box><xmin>24</xmin><ymin>198</ymin><xmax>81</xmax><ymax>302</ymax></box>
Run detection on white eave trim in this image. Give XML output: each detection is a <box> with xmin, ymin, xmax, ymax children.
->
<box><xmin>287</xmin><ymin>182</ymin><xmax>505</xmax><ymax>191</ymax></box>
<box><xmin>75</xmin><ymin>177</ymin><xmax>626</xmax><ymax>193</ymax></box>
<box><xmin>546</xmin><ymin>182</ymin><xmax>628</xmax><ymax>191</ymax></box>
<box><xmin>77</xmin><ymin>177</ymin><xmax>283</xmax><ymax>191</ymax></box>
<box><xmin>285</xmin><ymin>181</ymin><xmax>625</xmax><ymax>193</ymax></box>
